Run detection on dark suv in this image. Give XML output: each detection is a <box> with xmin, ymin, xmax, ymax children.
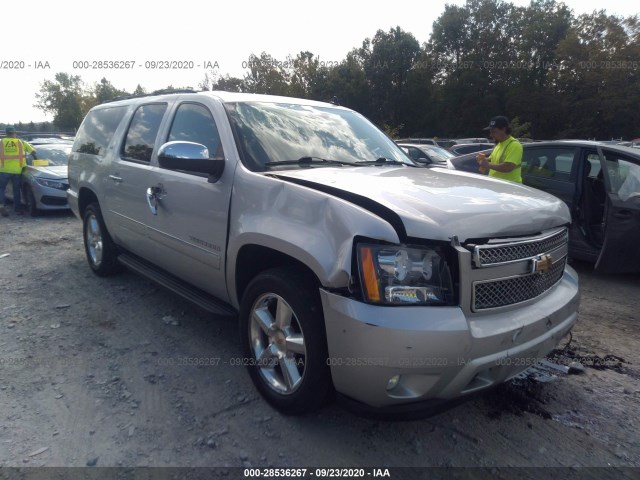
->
<box><xmin>449</xmin><ymin>141</ymin><xmax>640</xmax><ymax>273</ymax></box>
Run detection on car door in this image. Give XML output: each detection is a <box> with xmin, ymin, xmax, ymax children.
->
<box><xmin>143</xmin><ymin>100</ymin><xmax>234</xmax><ymax>300</ymax></box>
<box><xmin>105</xmin><ymin>102</ymin><xmax>169</xmax><ymax>265</ymax></box>
<box><xmin>521</xmin><ymin>146</ymin><xmax>578</xmax><ymax>208</ymax></box>
<box><xmin>594</xmin><ymin>148</ymin><xmax>640</xmax><ymax>273</ymax></box>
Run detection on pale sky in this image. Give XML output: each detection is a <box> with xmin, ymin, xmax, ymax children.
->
<box><xmin>1</xmin><ymin>0</ymin><xmax>637</xmax><ymax>125</ymax></box>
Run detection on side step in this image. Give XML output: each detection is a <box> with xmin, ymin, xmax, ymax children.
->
<box><xmin>118</xmin><ymin>252</ymin><xmax>237</xmax><ymax>317</ymax></box>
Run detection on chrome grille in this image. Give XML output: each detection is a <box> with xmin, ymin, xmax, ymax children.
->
<box><xmin>473</xmin><ymin>228</ymin><xmax>568</xmax><ymax>267</ymax></box>
<box><xmin>473</xmin><ymin>257</ymin><xmax>566</xmax><ymax>311</ymax></box>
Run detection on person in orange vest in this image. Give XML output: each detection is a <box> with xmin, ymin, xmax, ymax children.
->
<box><xmin>0</xmin><ymin>126</ymin><xmax>37</xmax><ymax>216</ymax></box>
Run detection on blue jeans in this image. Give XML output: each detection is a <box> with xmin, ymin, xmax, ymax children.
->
<box><xmin>0</xmin><ymin>172</ymin><xmax>22</xmax><ymax>211</ymax></box>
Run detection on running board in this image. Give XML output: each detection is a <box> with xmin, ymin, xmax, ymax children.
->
<box><xmin>118</xmin><ymin>253</ymin><xmax>237</xmax><ymax>317</ymax></box>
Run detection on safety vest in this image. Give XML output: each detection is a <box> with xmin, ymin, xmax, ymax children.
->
<box><xmin>0</xmin><ymin>138</ymin><xmax>27</xmax><ymax>174</ymax></box>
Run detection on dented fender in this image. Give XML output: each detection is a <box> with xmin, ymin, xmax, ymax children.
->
<box><xmin>226</xmin><ymin>168</ymin><xmax>400</xmax><ymax>307</ymax></box>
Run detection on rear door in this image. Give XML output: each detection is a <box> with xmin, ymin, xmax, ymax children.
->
<box><xmin>595</xmin><ymin>148</ymin><xmax>640</xmax><ymax>273</ymax></box>
<box><xmin>521</xmin><ymin>145</ymin><xmax>578</xmax><ymax>208</ymax></box>
<box><xmin>105</xmin><ymin>102</ymin><xmax>169</xmax><ymax>265</ymax></box>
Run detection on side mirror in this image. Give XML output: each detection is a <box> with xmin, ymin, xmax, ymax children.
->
<box><xmin>158</xmin><ymin>141</ymin><xmax>225</xmax><ymax>183</ymax></box>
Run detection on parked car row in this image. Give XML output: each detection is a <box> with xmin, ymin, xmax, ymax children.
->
<box><xmin>448</xmin><ymin>140</ymin><xmax>640</xmax><ymax>273</ymax></box>
<box><xmin>395</xmin><ymin>138</ymin><xmax>495</xmax><ymax>159</ymax></box>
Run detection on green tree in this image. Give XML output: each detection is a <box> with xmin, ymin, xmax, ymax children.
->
<box><xmin>133</xmin><ymin>84</ymin><xmax>147</xmax><ymax>96</ymax></box>
<box><xmin>322</xmin><ymin>52</ymin><xmax>372</xmax><ymax>115</ymax></box>
<box><xmin>93</xmin><ymin>77</ymin><xmax>129</xmax><ymax>105</ymax></box>
<box><xmin>287</xmin><ymin>51</ymin><xmax>330</xmax><ymax>99</ymax></box>
<box><xmin>553</xmin><ymin>11</ymin><xmax>640</xmax><ymax>138</ymax></box>
<box><xmin>199</xmin><ymin>71</ymin><xmax>245</xmax><ymax>92</ymax></box>
<box><xmin>359</xmin><ymin>27</ymin><xmax>421</xmax><ymax>127</ymax></box>
<box><xmin>428</xmin><ymin>0</ymin><xmax>519</xmax><ymax>135</ymax></box>
<box><xmin>505</xmin><ymin>0</ymin><xmax>573</xmax><ymax>138</ymax></box>
<box><xmin>35</xmin><ymin>73</ymin><xmax>86</xmax><ymax>130</ymax></box>
<box><xmin>509</xmin><ymin>116</ymin><xmax>532</xmax><ymax>138</ymax></box>
<box><xmin>243</xmin><ymin>53</ymin><xmax>290</xmax><ymax>95</ymax></box>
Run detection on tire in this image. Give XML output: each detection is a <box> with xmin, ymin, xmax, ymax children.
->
<box><xmin>239</xmin><ymin>267</ymin><xmax>333</xmax><ymax>414</ymax></box>
<box><xmin>83</xmin><ymin>203</ymin><xmax>121</xmax><ymax>276</ymax></box>
<box><xmin>22</xmin><ymin>185</ymin><xmax>38</xmax><ymax>217</ymax></box>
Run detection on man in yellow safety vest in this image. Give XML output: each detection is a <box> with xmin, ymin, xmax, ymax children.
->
<box><xmin>476</xmin><ymin>116</ymin><xmax>523</xmax><ymax>183</ymax></box>
<box><xmin>0</xmin><ymin>126</ymin><xmax>37</xmax><ymax>216</ymax></box>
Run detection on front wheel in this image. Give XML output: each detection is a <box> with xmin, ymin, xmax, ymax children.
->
<box><xmin>239</xmin><ymin>267</ymin><xmax>333</xmax><ymax>414</ymax></box>
<box><xmin>83</xmin><ymin>203</ymin><xmax>121</xmax><ymax>276</ymax></box>
<box><xmin>22</xmin><ymin>184</ymin><xmax>38</xmax><ymax>217</ymax></box>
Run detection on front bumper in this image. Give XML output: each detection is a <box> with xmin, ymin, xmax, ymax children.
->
<box><xmin>30</xmin><ymin>181</ymin><xmax>69</xmax><ymax>210</ymax></box>
<box><xmin>320</xmin><ymin>266</ymin><xmax>579</xmax><ymax>408</ymax></box>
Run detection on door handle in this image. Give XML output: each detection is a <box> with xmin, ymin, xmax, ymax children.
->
<box><xmin>108</xmin><ymin>175</ymin><xmax>123</xmax><ymax>183</ymax></box>
<box><xmin>146</xmin><ymin>187</ymin><xmax>159</xmax><ymax>215</ymax></box>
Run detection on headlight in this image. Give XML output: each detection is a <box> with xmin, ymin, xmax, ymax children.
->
<box><xmin>357</xmin><ymin>243</ymin><xmax>454</xmax><ymax>305</ymax></box>
<box><xmin>35</xmin><ymin>178</ymin><xmax>68</xmax><ymax>190</ymax></box>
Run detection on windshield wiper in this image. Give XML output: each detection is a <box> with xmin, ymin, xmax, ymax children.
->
<box><xmin>264</xmin><ymin>156</ymin><xmax>352</xmax><ymax>167</ymax></box>
<box><xmin>356</xmin><ymin>157</ymin><xmax>413</xmax><ymax>166</ymax></box>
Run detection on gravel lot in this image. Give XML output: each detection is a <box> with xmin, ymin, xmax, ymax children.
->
<box><xmin>0</xmin><ymin>211</ymin><xmax>638</xmax><ymax>477</ymax></box>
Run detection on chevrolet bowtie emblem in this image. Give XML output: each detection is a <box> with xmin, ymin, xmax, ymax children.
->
<box><xmin>532</xmin><ymin>254</ymin><xmax>553</xmax><ymax>274</ymax></box>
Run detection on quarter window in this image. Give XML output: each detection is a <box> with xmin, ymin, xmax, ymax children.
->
<box><xmin>73</xmin><ymin>106</ymin><xmax>127</xmax><ymax>156</ymax></box>
<box><xmin>122</xmin><ymin>103</ymin><xmax>167</xmax><ymax>162</ymax></box>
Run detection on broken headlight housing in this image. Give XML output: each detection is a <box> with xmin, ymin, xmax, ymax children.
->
<box><xmin>357</xmin><ymin>243</ymin><xmax>455</xmax><ymax>305</ymax></box>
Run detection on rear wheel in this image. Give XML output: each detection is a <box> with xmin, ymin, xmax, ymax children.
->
<box><xmin>22</xmin><ymin>185</ymin><xmax>38</xmax><ymax>217</ymax></box>
<box><xmin>239</xmin><ymin>267</ymin><xmax>333</xmax><ymax>414</ymax></box>
<box><xmin>83</xmin><ymin>203</ymin><xmax>120</xmax><ymax>276</ymax></box>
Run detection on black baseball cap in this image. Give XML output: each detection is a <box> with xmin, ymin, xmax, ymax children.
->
<box><xmin>483</xmin><ymin>116</ymin><xmax>509</xmax><ymax>130</ymax></box>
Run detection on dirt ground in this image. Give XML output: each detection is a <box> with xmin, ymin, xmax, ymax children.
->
<box><xmin>0</xmin><ymin>211</ymin><xmax>638</xmax><ymax>476</ymax></box>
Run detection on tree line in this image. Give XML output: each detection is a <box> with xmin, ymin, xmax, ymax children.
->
<box><xmin>34</xmin><ymin>0</ymin><xmax>639</xmax><ymax>140</ymax></box>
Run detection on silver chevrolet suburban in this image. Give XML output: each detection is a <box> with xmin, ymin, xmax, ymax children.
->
<box><xmin>68</xmin><ymin>91</ymin><xmax>579</xmax><ymax>414</ymax></box>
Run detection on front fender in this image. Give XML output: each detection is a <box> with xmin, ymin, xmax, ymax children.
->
<box><xmin>226</xmin><ymin>170</ymin><xmax>400</xmax><ymax>307</ymax></box>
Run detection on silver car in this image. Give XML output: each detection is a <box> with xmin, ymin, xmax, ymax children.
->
<box><xmin>397</xmin><ymin>143</ymin><xmax>456</xmax><ymax>167</ymax></box>
<box><xmin>4</xmin><ymin>143</ymin><xmax>71</xmax><ymax>215</ymax></box>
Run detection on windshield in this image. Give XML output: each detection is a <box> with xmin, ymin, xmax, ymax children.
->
<box><xmin>32</xmin><ymin>145</ymin><xmax>72</xmax><ymax>166</ymax></box>
<box><xmin>225</xmin><ymin>102</ymin><xmax>414</xmax><ymax>171</ymax></box>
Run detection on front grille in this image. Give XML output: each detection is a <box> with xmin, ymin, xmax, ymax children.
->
<box><xmin>41</xmin><ymin>195</ymin><xmax>68</xmax><ymax>206</ymax></box>
<box><xmin>473</xmin><ymin>228</ymin><xmax>568</xmax><ymax>267</ymax></box>
<box><xmin>473</xmin><ymin>256</ymin><xmax>566</xmax><ymax>310</ymax></box>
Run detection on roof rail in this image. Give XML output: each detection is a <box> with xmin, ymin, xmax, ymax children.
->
<box><xmin>102</xmin><ymin>88</ymin><xmax>198</xmax><ymax>105</ymax></box>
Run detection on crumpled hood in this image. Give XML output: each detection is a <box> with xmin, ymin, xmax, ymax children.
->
<box><xmin>274</xmin><ymin>166</ymin><xmax>570</xmax><ymax>242</ymax></box>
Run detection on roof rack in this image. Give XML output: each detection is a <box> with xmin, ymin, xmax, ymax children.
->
<box><xmin>102</xmin><ymin>88</ymin><xmax>198</xmax><ymax>104</ymax></box>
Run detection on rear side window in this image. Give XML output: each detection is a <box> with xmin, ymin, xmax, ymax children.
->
<box><xmin>122</xmin><ymin>103</ymin><xmax>167</xmax><ymax>162</ymax></box>
<box><xmin>73</xmin><ymin>106</ymin><xmax>127</xmax><ymax>156</ymax></box>
<box><xmin>522</xmin><ymin>147</ymin><xmax>576</xmax><ymax>181</ymax></box>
